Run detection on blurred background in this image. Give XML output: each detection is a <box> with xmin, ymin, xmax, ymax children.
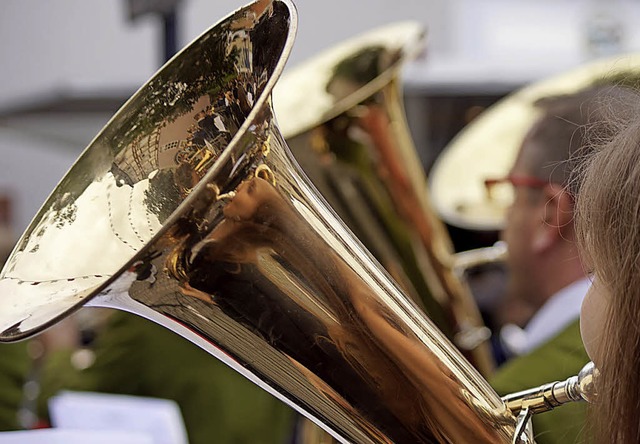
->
<box><xmin>0</xmin><ymin>1</ymin><xmax>638</xmax><ymax>440</ymax></box>
<box><xmin>2</xmin><ymin>0</ymin><xmax>639</xmax><ymax>241</ymax></box>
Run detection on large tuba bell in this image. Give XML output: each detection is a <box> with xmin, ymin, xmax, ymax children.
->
<box><xmin>0</xmin><ymin>1</ymin><xmax>523</xmax><ymax>442</ymax></box>
<box><xmin>274</xmin><ymin>22</ymin><xmax>494</xmax><ymax>376</ymax></box>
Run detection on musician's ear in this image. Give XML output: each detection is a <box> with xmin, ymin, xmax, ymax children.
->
<box><xmin>532</xmin><ymin>185</ymin><xmax>573</xmax><ymax>253</ymax></box>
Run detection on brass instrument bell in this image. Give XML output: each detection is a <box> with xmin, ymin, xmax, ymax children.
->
<box><xmin>0</xmin><ymin>1</ymin><xmax>533</xmax><ymax>442</ymax></box>
<box><xmin>274</xmin><ymin>22</ymin><xmax>494</xmax><ymax>377</ymax></box>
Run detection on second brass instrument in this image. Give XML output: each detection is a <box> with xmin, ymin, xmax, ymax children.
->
<box><xmin>430</xmin><ymin>53</ymin><xmax>640</xmax><ymax>231</ymax></box>
<box><xmin>274</xmin><ymin>23</ymin><xmax>494</xmax><ymax>376</ymax></box>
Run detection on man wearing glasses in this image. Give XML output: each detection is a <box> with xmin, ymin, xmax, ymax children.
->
<box><xmin>486</xmin><ymin>84</ymin><xmax>635</xmax><ymax>444</ymax></box>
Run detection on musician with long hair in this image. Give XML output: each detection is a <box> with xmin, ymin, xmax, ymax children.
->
<box><xmin>574</xmin><ymin>88</ymin><xmax>640</xmax><ymax>443</ymax></box>
<box><xmin>488</xmin><ymin>84</ymin><xmax>638</xmax><ymax>444</ymax></box>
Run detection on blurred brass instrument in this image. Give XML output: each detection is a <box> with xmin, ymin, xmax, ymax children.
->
<box><xmin>274</xmin><ymin>23</ymin><xmax>494</xmax><ymax>377</ymax></box>
<box><xmin>0</xmin><ymin>0</ymin><xmax>599</xmax><ymax>442</ymax></box>
<box><xmin>429</xmin><ymin>53</ymin><xmax>640</xmax><ymax>231</ymax></box>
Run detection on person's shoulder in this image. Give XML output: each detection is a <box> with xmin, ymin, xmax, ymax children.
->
<box><xmin>490</xmin><ymin>319</ymin><xmax>589</xmax><ymax>395</ymax></box>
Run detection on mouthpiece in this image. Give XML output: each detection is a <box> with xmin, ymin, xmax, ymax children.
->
<box><xmin>502</xmin><ymin>361</ymin><xmax>597</xmax><ymax>416</ymax></box>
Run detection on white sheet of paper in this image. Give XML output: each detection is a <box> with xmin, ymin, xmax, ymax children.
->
<box><xmin>0</xmin><ymin>429</ymin><xmax>153</xmax><ymax>444</ymax></box>
<box><xmin>48</xmin><ymin>391</ymin><xmax>188</xmax><ymax>444</ymax></box>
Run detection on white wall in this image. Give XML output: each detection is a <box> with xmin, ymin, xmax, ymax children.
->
<box><xmin>0</xmin><ymin>1</ymin><xmax>158</xmax><ymax>110</ymax></box>
<box><xmin>3</xmin><ymin>0</ymin><xmax>640</xmax><ymax>107</ymax></box>
<box><xmin>2</xmin><ymin>0</ymin><xmax>640</xmax><ymax>232</ymax></box>
<box><xmin>0</xmin><ymin>0</ymin><xmax>450</xmax><ymax>110</ymax></box>
<box><xmin>0</xmin><ymin>121</ymin><xmax>92</xmax><ymax>234</ymax></box>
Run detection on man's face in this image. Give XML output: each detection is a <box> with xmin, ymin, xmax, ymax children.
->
<box><xmin>500</xmin><ymin>162</ymin><xmax>544</xmax><ymax>309</ymax></box>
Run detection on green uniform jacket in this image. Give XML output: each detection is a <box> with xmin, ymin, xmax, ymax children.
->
<box><xmin>490</xmin><ymin>320</ymin><xmax>590</xmax><ymax>444</ymax></box>
<box><xmin>42</xmin><ymin>312</ymin><xmax>295</xmax><ymax>444</ymax></box>
<box><xmin>0</xmin><ymin>342</ymin><xmax>29</xmax><ymax>431</ymax></box>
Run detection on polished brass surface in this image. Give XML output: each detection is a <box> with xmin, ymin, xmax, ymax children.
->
<box><xmin>430</xmin><ymin>53</ymin><xmax>640</xmax><ymax>231</ymax></box>
<box><xmin>504</xmin><ymin>361</ymin><xmax>597</xmax><ymax>444</ymax></box>
<box><xmin>0</xmin><ymin>1</ymin><xmax>519</xmax><ymax>442</ymax></box>
<box><xmin>274</xmin><ymin>23</ymin><xmax>495</xmax><ymax>377</ymax></box>
<box><xmin>503</xmin><ymin>361</ymin><xmax>597</xmax><ymax>416</ymax></box>
<box><xmin>452</xmin><ymin>242</ymin><xmax>507</xmax><ymax>277</ymax></box>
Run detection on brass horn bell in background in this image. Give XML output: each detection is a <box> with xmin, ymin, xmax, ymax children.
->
<box><xmin>0</xmin><ymin>0</ymin><xmax>519</xmax><ymax>442</ymax></box>
<box><xmin>429</xmin><ymin>52</ymin><xmax>640</xmax><ymax>232</ymax></box>
<box><xmin>274</xmin><ymin>22</ymin><xmax>494</xmax><ymax>377</ymax></box>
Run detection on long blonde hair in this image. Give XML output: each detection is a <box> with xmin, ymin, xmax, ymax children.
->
<box><xmin>573</xmin><ymin>88</ymin><xmax>640</xmax><ymax>443</ymax></box>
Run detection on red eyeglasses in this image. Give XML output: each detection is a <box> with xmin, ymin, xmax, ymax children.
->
<box><xmin>483</xmin><ymin>175</ymin><xmax>550</xmax><ymax>206</ymax></box>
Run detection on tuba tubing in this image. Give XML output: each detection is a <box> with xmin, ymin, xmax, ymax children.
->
<box><xmin>274</xmin><ymin>22</ymin><xmax>494</xmax><ymax>377</ymax></box>
<box><xmin>503</xmin><ymin>361</ymin><xmax>597</xmax><ymax>416</ymax></box>
<box><xmin>503</xmin><ymin>361</ymin><xmax>597</xmax><ymax>444</ymax></box>
<box><xmin>0</xmin><ymin>1</ymin><xmax>520</xmax><ymax>442</ymax></box>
